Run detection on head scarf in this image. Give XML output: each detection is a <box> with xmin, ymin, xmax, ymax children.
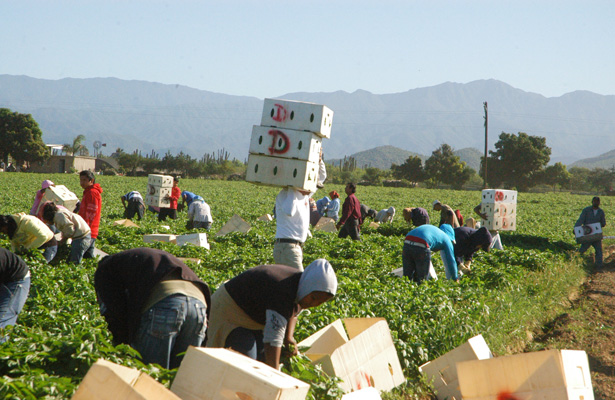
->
<box><xmin>329</xmin><ymin>191</ymin><xmax>339</xmax><ymax>199</ymax></box>
<box><xmin>439</xmin><ymin>224</ymin><xmax>456</xmax><ymax>244</ymax></box>
<box><xmin>41</xmin><ymin>180</ymin><xmax>54</xmax><ymax>190</ymax></box>
<box><xmin>296</xmin><ymin>259</ymin><xmax>337</xmax><ymax>302</ymax></box>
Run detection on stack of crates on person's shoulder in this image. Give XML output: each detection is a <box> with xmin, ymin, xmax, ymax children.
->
<box><xmin>145</xmin><ymin>174</ymin><xmax>173</xmax><ymax>208</ymax></box>
<box><xmin>246</xmin><ymin>98</ymin><xmax>333</xmax><ymax>192</ymax></box>
<box><xmin>480</xmin><ymin>189</ymin><xmax>517</xmax><ymax>231</ymax></box>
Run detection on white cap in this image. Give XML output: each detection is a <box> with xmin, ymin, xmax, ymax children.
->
<box><xmin>432</xmin><ymin>200</ymin><xmax>441</xmax><ymax>208</ymax></box>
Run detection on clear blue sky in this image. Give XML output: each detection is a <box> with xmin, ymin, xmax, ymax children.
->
<box><xmin>2</xmin><ymin>0</ymin><xmax>614</xmax><ymax>99</ymax></box>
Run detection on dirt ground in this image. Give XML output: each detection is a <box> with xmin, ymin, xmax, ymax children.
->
<box><xmin>530</xmin><ymin>245</ymin><xmax>615</xmax><ymax>399</ymax></box>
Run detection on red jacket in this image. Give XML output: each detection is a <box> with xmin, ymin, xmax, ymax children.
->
<box><xmin>339</xmin><ymin>193</ymin><xmax>362</xmax><ymax>226</ymax></box>
<box><xmin>169</xmin><ymin>186</ymin><xmax>181</xmax><ymax>210</ymax></box>
<box><xmin>79</xmin><ymin>183</ymin><xmax>103</xmax><ymax>239</ymax></box>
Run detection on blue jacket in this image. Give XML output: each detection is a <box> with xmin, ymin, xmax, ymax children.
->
<box><xmin>405</xmin><ymin>224</ymin><xmax>458</xmax><ymax>280</ymax></box>
<box><xmin>181</xmin><ymin>191</ymin><xmax>203</xmax><ymax>207</ymax></box>
<box><xmin>316</xmin><ymin>197</ymin><xmax>330</xmax><ymax>216</ymax></box>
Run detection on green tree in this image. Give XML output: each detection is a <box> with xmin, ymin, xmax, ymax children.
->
<box><xmin>0</xmin><ymin>108</ymin><xmax>49</xmax><ymax>166</ymax></box>
<box><xmin>482</xmin><ymin>132</ymin><xmax>551</xmax><ymax>191</ymax></box>
<box><xmin>568</xmin><ymin>167</ymin><xmax>592</xmax><ymax>192</ymax></box>
<box><xmin>362</xmin><ymin>167</ymin><xmax>385</xmax><ymax>185</ymax></box>
<box><xmin>63</xmin><ymin>134</ymin><xmax>88</xmax><ymax>156</ymax></box>
<box><xmin>117</xmin><ymin>150</ymin><xmax>143</xmax><ymax>176</ymax></box>
<box><xmin>391</xmin><ymin>155</ymin><xmax>426</xmax><ymax>183</ymax></box>
<box><xmin>424</xmin><ymin>144</ymin><xmax>472</xmax><ymax>188</ymax></box>
<box><xmin>540</xmin><ymin>162</ymin><xmax>572</xmax><ymax>191</ymax></box>
<box><xmin>586</xmin><ymin>167</ymin><xmax>615</xmax><ymax>193</ymax></box>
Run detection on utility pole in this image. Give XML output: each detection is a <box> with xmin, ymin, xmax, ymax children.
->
<box><xmin>483</xmin><ymin>101</ymin><xmax>488</xmax><ymax>189</ymax></box>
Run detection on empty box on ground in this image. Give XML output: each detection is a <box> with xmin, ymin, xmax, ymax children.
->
<box><xmin>314</xmin><ymin>217</ymin><xmax>337</xmax><ymax>233</ymax></box>
<box><xmin>246</xmin><ymin>154</ymin><xmax>319</xmax><ymax>192</ymax></box>
<box><xmin>258</xmin><ymin>214</ymin><xmax>273</xmax><ymax>222</ymax></box>
<box><xmin>215</xmin><ymin>214</ymin><xmax>251</xmax><ymax>237</ymax></box>
<box><xmin>249</xmin><ymin>125</ymin><xmax>322</xmax><ymax>162</ymax></box>
<box><xmin>297</xmin><ymin>318</ymin><xmax>405</xmax><ymax>393</ymax></box>
<box><xmin>113</xmin><ymin>219</ymin><xmax>139</xmax><ymax>228</ymax></box>
<box><xmin>72</xmin><ymin>359</ymin><xmax>180</xmax><ymax>400</ymax></box>
<box><xmin>261</xmin><ymin>98</ymin><xmax>334</xmax><ymax>138</ymax></box>
<box><xmin>574</xmin><ymin>222</ymin><xmax>603</xmax><ymax>244</ymax></box>
<box><xmin>176</xmin><ymin>233</ymin><xmax>210</xmax><ymax>249</ymax></box>
<box><xmin>143</xmin><ymin>234</ymin><xmax>177</xmax><ymax>244</ymax></box>
<box><xmin>39</xmin><ymin>185</ymin><xmax>80</xmax><ymax>213</ymax></box>
<box><xmin>419</xmin><ymin>335</ymin><xmax>492</xmax><ymax>400</ymax></box>
<box><xmin>170</xmin><ymin>347</ymin><xmax>310</xmax><ymax>400</ymax></box>
<box><xmin>147</xmin><ymin>174</ymin><xmax>174</xmax><ymax>187</ymax></box>
<box><xmin>458</xmin><ymin>349</ymin><xmax>593</xmax><ymax>400</ymax></box>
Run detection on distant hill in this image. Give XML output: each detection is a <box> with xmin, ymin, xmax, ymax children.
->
<box><xmin>2</xmin><ymin>75</ymin><xmax>614</xmax><ymax>164</ymax></box>
<box><xmin>570</xmin><ymin>149</ymin><xmax>615</xmax><ymax>169</ymax></box>
<box><xmin>328</xmin><ymin>145</ymin><xmax>482</xmax><ymax>171</ymax></box>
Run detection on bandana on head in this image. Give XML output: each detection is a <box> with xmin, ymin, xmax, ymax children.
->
<box><xmin>296</xmin><ymin>259</ymin><xmax>337</xmax><ymax>302</ymax></box>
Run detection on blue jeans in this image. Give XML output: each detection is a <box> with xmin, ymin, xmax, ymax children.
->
<box><xmin>132</xmin><ymin>294</ymin><xmax>207</xmax><ymax>369</ymax></box>
<box><xmin>402</xmin><ymin>243</ymin><xmax>432</xmax><ymax>283</ymax></box>
<box><xmin>0</xmin><ymin>276</ymin><xmax>31</xmax><ymax>343</ymax></box>
<box><xmin>225</xmin><ymin>327</ymin><xmax>265</xmax><ymax>362</ymax></box>
<box><xmin>579</xmin><ymin>240</ymin><xmax>603</xmax><ymax>267</ymax></box>
<box><xmin>42</xmin><ymin>245</ymin><xmax>58</xmax><ymax>263</ymax></box>
<box><xmin>70</xmin><ymin>235</ymin><xmax>92</xmax><ymax>264</ymax></box>
<box><xmin>83</xmin><ymin>238</ymin><xmax>96</xmax><ymax>259</ymax></box>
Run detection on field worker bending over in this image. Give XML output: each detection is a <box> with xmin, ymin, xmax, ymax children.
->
<box><xmin>375</xmin><ymin>206</ymin><xmax>396</xmax><ymax>223</ymax></box>
<box><xmin>207</xmin><ymin>259</ymin><xmax>337</xmax><ymax>370</ymax></box>
<box><xmin>360</xmin><ymin>203</ymin><xmax>377</xmax><ymax>221</ymax></box>
<box><xmin>30</xmin><ymin>180</ymin><xmax>55</xmax><ymax>216</ymax></box>
<box><xmin>453</xmin><ymin>227</ymin><xmax>492</xmax><ymax>274</ymax></box>
<box><xmin>121</xmin><ymin>191</ymin><xmax>145</xmax><ymax>221</ymax></box>
<box><xmin>316</xmin><ymin>196</ymin><xmax>330</xmax><ymax>217</ymax></box>
<box><xmin>325</xmin><ymin>191</ymin><xmax>340</xmax><ymax>221</ymax></box>
<box><xmin>186</xmin><ymin>196</ymin><xmax>213</xmax><ymax>230</ymax></box>
<box><xmin>575</xmin><ymin>196</ymin><xmax>606</xmax><ymax>267</ymax></box>
<box><xmin>95</xmin><ymin>248</ymin><xmax>211</xmax><ymax>369</ymax></box>
<box><xmin>41</xmin><ymin>202</ymin><xmax>91</xmax><ymax>264</ymax></box>
<box><xmin>403</xmin><ymin>207</ymin><xmax>430</xmax><ymax>226</ymax></box>
<box><xmin>0</xmin><ymin>214</ymin><xmax>57</xmax><ymax>263</ymax></box>
<box><xmin>0</xmin><ymin>248</ymin><xmax>31</xmax><ymax>343</ymax></box>
<box><xmin>433</xmin><ymin>200</ymin><xmax>460</xmax><ymax>228</ymax></box>
<box><xmin>473</xmin><ymin>204</ymin><xmax>504</xmax><ymax>250</ymax></box>
<box><xmin>403</xmin><ymin>224</ymin><xmax>458</xmax><ymax>282</ymax></box>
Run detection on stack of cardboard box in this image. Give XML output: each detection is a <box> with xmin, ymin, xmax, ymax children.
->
<box><xmin>480</xmin><ymin>189</ymin><xmax>518</xmax><ymax>231</ymax></box>
<box><xmin>38</xmin><ymin>185</ymin><xmax>79</xmax><ymax>213</ymax></box>
<box><xmin>246</xmin><ymin>98</ymin><xmax>333</xmax><ymax>192</ymax></box>
<box><xmin>145</xmin><ymin>174</ymin><xmax>173</xmax><ymax>208</ymax></box>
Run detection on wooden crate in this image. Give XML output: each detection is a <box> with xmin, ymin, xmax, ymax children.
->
<box><xmin>72</xmin><ymin>359</ymin><xmax>180</xmax><ymax>400</ymax></box>
<box><xmin>419</xmin><ymin>335</ymin><xmax>492</xmax><ymax>400</ymax></box>
<box><xmin>170</xmin><ymin>347</ymin><xmax>310</xmax><ymax>400</ymax></box>
<box><xmin>249</xmin><ymin>125</ymin><xmax>322</xmax><ymax>162</ymax></box>
<box><xmin>260</xmin><ymin>98</ymin><xmax>333</xmax><ymax>138</ymax></box>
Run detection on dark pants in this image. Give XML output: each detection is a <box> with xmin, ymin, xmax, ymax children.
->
<box><xmin>338</xmin><ymin>217</ymin><xmax>361</xmax><ymax>241</ymax></box>
<box><xmin>39</xmin><ymin>237</ymin><xmax>58</xmax><ymax>263</ymax></box>
<box><xmin>158</xmin><ymin>208</ymin><xmax>177</xmax><ymax>222</ymax></box>
<box><xmin>402</xmin><ymin>242</ymin><xmax>432</xmax><ymax>283</ymax></box>
<box><xmin>225</xmin><ymin>327</ymin><xmax>265</xmax><ymax>362</ymax></box>
<box><xmin>187</xmin><ymin>220</ymin><xmax>211</xmax><ymax>230</ymax></box>
<box><xmin>124</xmin><ymin>200</ymin><xmax>145</xmax><ymax>220</ymax></box>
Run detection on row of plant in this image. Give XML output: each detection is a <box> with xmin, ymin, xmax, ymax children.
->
<box><xmin>0</xmin><ymin>173</ymin><xmax>596</xmax><ymax>399</ymax></box>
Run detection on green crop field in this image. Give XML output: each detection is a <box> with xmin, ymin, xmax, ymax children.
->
<box><xmin>0</xmin><ymin>173</ymin><xmax>600</xmax><ymax>399</ymax></box>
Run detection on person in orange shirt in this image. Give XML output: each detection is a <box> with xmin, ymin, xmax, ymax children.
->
<box><xmin>158</xmin><ymin>176</ymin><xmax>181</xmax><ymax>222</ymax></box>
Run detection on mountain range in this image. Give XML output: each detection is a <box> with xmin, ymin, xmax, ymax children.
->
<box><xmin>1</xmin><ymin>75</ymin><xmax>614</xmax><ymax>166</ymax></box>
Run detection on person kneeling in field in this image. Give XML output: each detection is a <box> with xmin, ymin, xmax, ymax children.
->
<box><xmin>453</xmin><ymin>226</ymin><xmax>492</xmax><ymax>274</ymax></box>
<box><xmin>206</xmin><ymin>259</ymin><xmax>337</xmax><ymax>370</ymax></box>
<box><xmin>0</xmin><ymin>248</ymin><xmax>31</xmax><ymax>343</ymax></box>
<box><xmin>0</xmin><ymin>214</ymin><xmax>58</xmax><ymax>263</ymax></box>
<box><xmin>94</xmin><ymin>248</ymin><xmax>211</xmax><ymax>369</ymax></box>
<box><xmin>403</xmin><ymin>224</ymin><xmax>457</xmax><ymax>282</ymax></box>
<box><xmin>41</xmin><ymin>202</ymin><xmax>91</xmax><ymax>264</ymax></box>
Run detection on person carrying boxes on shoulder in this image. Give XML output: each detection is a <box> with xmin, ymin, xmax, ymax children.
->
<box><xmin>159</xmin><ymin>176</ymin><xmax>181</xmax><ymax>222</ymax></box>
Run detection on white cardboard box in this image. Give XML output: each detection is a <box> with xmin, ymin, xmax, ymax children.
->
<box><xmin>418</xmin><ymin>335</ymin><xmax>492</xmax><ymax>400</ymax></box>
<box><xmin>481</xmin><ymin>189</ymin><xmax>517</xmax><ymax>204</ymax></box>
<box><xmin>249</xmin><ymin>125</ymin><xmax>322</xmax><ymax>162</ymax></box>
<box><xmin>341</xmin><ymin>387</ymin><xmax>382</xmax><ymax>400</ymax></box>
<box><xmin>314</xmin><ymin>217</ymin><xmax>337</xmax><ymax>233</ymax></box>
<box><xmin>39</xmin><ymin>185</ymin><xmax>80</xmax><ymax>213</ymax></box>
<box><xmin>246</xmin><ymin>154</ymin><xmax>318</xmax><ymax>192</ymax></box>
<box><xmin>458</xmin><ymin>349</ymin><xmax>594</xmax><ymax>400</ymax></box>
<box><xmin>481</xmin><ymin>215</ymin><xmax>516</xmax><ymax>231</ymax></box>
<box><xmin>113</xmin><ymin>219</ymin><xmax>140</xmax><ymax>228</ymax></box>
<box><xmin>176</xmin><ymin>233</ymin><xmax>210</xmax><ymax>250</ymax></box>
<box><xmin>72</xmin><ymin>359</ymin><xmax>181</xmax><ymax>400</ymax></box>
<box><xmin>145</xmin><ymin>194</ymin><xmax>171</xmax><ymax>208</ymax></box>
<box><xmin>574</xmin><ymin>222</ymin><xmax>603</xmax><ymax>243</ymax></box>
<box><xmin>260</xmin><ymin>98</ymin><xmax>334</xmax><ymax>138</ymax></box>
<box><xmin>258</xmin><ymin>214</ymin><xmax>273</xmax><ymax>222</ymax></box>
<box><xmin>298</xmin><ymin>318</ymin><xmax>405</xmax><ymax>393</ymax></box>
<box><xmin>147</xmin><ymin>174</ymin><xmax>174</xmax><ymax>188</ymax></box>
<box><xmin>480</xmin><ymin>203</ymin><xmax>517</xmax><ymax>218</ymax></box>
<box><xmin>146</xmin><ymin>184</ymin><xmax>171</xmax><ymax>198</ymax></box>
<box><xmin>215</xmin><ymin>214</ymin><xmax>251</xmax><ymax>237</ymax></box>
<box><xmin>170</xmin><ymin>347</ymin><xmax>310</xmax><ymax>400</ymax></box>
<box><xmin>143</xmin><ymin>234</ymin><xmax>177</xmax><ymax>244</ymax></box>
